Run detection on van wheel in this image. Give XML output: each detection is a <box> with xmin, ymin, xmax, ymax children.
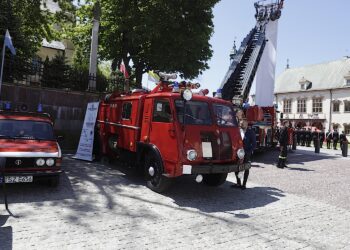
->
<box><xmin>203</xmin><ymin>173</ymin><xmax>227</xmax><ymax>186</ymax></box>
<box><xmin>48</xmin><ymin>175</ymin><xmax>60</xmax><ymax>187</ymax></box>
<box><xmin>145</xmin><ymin>152</ymin><xmax>172</xmax><ymax>193</ymax></box>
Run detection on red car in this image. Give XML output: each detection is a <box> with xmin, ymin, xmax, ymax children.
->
<box><xmin>0</xmin><ymin>110</ymin><xmax>62</xmax><ymax>186</ymax></box>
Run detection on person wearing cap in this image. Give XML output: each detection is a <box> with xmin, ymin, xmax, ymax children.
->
<box><xmin>339</xmin><ymin>131</ymin><xmax>348</xmax><ymax>151</ymax></box>
<box><xmin>231</xmin><ymin>120</ymin><xmax>256</xmax><ymax>189</ymax></box>
<box><xmin>277</xmin><ymin>121</ymin><xmax>289</xmax><ymax>168</ymax></box>
<box><xmin>326</xmin><ymin>129</ymin><xmax>333</xmax><ymax>149</ymax></box>
<box><xmin>333</xmin><ymin>129</ymin><xmax>339</xmax><ymax>150</ymax></box>
<box><xmin>319</xmin><ymin>128</ymin><xmax>325</xmax><ymax>148</ymax></box>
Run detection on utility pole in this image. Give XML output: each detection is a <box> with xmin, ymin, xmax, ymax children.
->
<box><xmin>88</xmin><ymin>1</ymin><xmax>101</xmax><ymax>91</ymax></box>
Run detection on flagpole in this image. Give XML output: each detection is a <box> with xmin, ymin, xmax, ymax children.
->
<box><xmin>0</xmin><ymin>41</ymin><xmax>5</xmax><ymax>99</ymax></box>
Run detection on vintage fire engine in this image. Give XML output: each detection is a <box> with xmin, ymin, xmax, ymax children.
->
<box><xmin>96</xmin><ymin>74</ymin><xmax>250</xmax><ymax>192</ymax></box>
<box><xmin>0</xmin><ymin>106</ymin><xmax>62</xmax><ymax>186</ymax></box>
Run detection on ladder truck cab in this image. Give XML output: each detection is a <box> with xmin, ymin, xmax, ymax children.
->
<box><xmin>219</xmin><ymin>0</ymin><xmax>284</xmax><ymax>150</ymax></box>
<box><xmin>97</xmin><ymin>73</ymin><xmax>250</xmax><ymax>193</ymax></box>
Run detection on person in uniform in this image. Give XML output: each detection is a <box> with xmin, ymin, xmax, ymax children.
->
<box><xmin>232</xmin><ymin>120</ymin><xmax>256</xmax><ymax>189</ymax></box>
<box><xmin>277</xmin><ymin>121</ymin><xmax>289</xmax><ymax>169</ymax></box>
<box><xmin>306</xmin><ymin>128</ymin><xmax>312</xmax><ymax>147</ymax></box>
<box><xmin>319</xmin><ymin>128</ymin><xmax>325</xmax><ymax>148</ymax></box>
<box><xmin>296</xmin><ymin>127</ymin><xmax>301</xmax><ymax>145</ymax></box>
<box><xmin>300</xmin><ymin>128</ymin><xmax>305</xmax><ymax>146</ymax></box>
<box><xmin>333</xmin><ymin>129</ymin><xmax>339</xmax><ymax>150</ymax></box>
<box><xmin>339</xmin><ymin>131</ymin><xmax>348</xmax><ymax>151</ymax></box>
<box><xmin>312</xmin><ymin>128</ymin><xmax>319</xmax><ymax>147</ymax></box>
<box><xmin>326</xmin><ymin>129</ymin><xmax>332</xmax><ymax>149</ymax></box>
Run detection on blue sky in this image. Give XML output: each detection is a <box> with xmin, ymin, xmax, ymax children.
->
<box><xmin>195</xmin><ymin>0</ymin><xmax>350</xmax><ymax>94</ymax></box>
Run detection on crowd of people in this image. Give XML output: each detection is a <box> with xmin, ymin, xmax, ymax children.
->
<box><xmin>275</xmin><ymin>126</ymin><xmax>348</xmax><ymax>150</ymax></box>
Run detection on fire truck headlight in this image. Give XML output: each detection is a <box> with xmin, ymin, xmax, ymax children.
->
<box><xmin>46</xmin><ymin>158</ymin><xmax>55</xmax><ymax>167</ymax></box>
<box><xmin>187</xmin><ymin>150</ymin><xmax>197</xmax><ymax>161</ymax></box>
<box><xmin>36</xmin><ymin>158</ymin><xmax>45</xmax><ymax>166</ymax></box>
<box><xmin>182</xmin><ymin>89</ymin><xmax>193</xmax><ymax>101</ymax></box>
<box><xmin>237</xmin><ymin>149</ymin><xmax>245</xmax><ymax>160</ymax></box>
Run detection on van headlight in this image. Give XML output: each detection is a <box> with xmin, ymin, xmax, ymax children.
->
<box><xmin>36</xmin><ymin>158</ymin><xmax>45</xmax><ymax>166</ymax></box>
<box><xmin>46</xmin><ymin>158</ymin><xmax>55</xmax><ymax>167</ymax></box>
<box><xmin>187</xmin><ymin>150</ymin><xmax>197</xmax><ymax>161</ymax></box>
<box><xmin>237</xmin><ymin>149</ymin><xmax>245</xmax><ymax>159</ymax></box>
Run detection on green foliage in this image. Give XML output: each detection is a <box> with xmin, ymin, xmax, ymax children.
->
<box><xmin>68</xmin><ymin>0</ymin><xmax>219</xmax><ymax>87</ymax></box>
<box><xmin>0</xmin><ymin>0</ymin><xmax>77</xmax><ymax>61</ymax></box>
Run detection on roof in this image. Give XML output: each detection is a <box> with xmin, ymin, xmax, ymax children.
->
<box><xmin>275</xmin><ymin>58</ymin><xmax>350</xmax><ymax>93</ymax></box>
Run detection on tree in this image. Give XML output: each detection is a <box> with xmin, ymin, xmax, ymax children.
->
<box><xmin>0</xmin><ymin>0</ymin><xmax>76</xmax><ymax>61</ymax></box>
<box><xmin>70</xmin><ymin>0</ymin><xmax>219</xmax><ymax>88</ymax></box>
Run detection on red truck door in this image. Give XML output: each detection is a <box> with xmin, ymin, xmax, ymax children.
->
<box><xmin>148</xmin><ymin>98</ymin><xmax>179</xmax><ymax>174</ymax></box>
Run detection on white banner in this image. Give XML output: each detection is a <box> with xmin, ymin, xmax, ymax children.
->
<box><xmin>74</xmin><ymin>102</ymin><xmax>100</xmax><ymax>161</ymax></box>
<box><xmin>251</xmin><ymin>20</ymin><xmax>279</xmax><ymax>106</ymax></box>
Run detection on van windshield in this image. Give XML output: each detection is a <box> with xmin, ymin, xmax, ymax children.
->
<box><xmin>0</xmin><ymin>120</ymin><xmax>55</xmax><ymax>140</ymax></box>
<box><xmin>213</xmin><ymin>104</ymin><xmax>238</xmax><ymax>127</ymax></box>
<box><xmin>175</xmin><ymin>100</ymin><xmax>212</xmax><ymax>125</ymax></box>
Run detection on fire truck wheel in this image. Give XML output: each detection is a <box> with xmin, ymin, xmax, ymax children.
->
<box><xmin>145</xmin><ymin>153</ymin><xmax>172</xmax><ymax>193</ymax></box>
<box><xmin>48</xmin><ymin>175</ymin><xmax>60</xmax><ymax>187</ymax></box>
<box><xmin>202</xmin><ymin>173</ymin><xmax>227</xmax><ymax>186</ymax></box>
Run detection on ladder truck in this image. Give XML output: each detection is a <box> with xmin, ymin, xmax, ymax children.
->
<box><xmin>218</xmin><ymin>0</ymin><xmax>284</xmax><ymax>150</ymax></box>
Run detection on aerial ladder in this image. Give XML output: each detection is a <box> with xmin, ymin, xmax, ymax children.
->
<box><xmin>219</xmin><ymin>0</ymin><xmax>284</xmax><ymax>149</ymax></box>
<box><xmin>220</xmin><ymin>0</ymin><xmax>284</xmax><ymax>103</ymax></box>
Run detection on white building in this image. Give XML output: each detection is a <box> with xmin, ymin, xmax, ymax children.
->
<box><xmin>274</xmin><ymin>57</ymin><xmax>350</xmax><ymax>139</ymax></box>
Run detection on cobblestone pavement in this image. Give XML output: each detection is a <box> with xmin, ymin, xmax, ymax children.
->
<box><xmin>1</xmin><ymin>149</ymin><xmax>350</xmax><ymax>250</ymax></box>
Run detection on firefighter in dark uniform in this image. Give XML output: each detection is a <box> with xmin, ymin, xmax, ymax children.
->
<box><xmin>300</xmin><ymin>128</ymin><xmax>305</xmax><ymax>146</ymax></box>
<box><xmin>319</xmin><ymin>129</ymin><xmax>325</xmax><ymax>148</ymax></box>
<box><xmin>296</xmin><ymin>127</ymin><xmax>301</xmax><ymax>145</ymax></box>
<box><xmin>326</xmin><ymin>129</ymin><xmax>332</xmax><ymax>149</ymax></box>
<box><xmin>340</xmin><ymin>131</ymin><xmax>348</xmax><ymax>150</ymax></box>
<box><xmin>277</xmin><ymin>121</ymin><xmax>289</xmax><ymax>169</ymax></box>
<box><xmin>312</xmin><ymin>129</ymin><xmax>319</xmax><ymax>147</ymax></box>
<box><xmin>333</xmin><ymin>129</ymin><xmax>339</xmax><ymax>149</ymax></box>
<box><xmin>306</xmin><ymin>128</ymin><xmax>312</xmax><ymax>147</ymax></box>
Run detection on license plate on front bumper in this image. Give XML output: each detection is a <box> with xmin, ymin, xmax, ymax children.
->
<box><xmin>0</xmin><ymin>176</ymin><xmax>33</xmax><ymax>183</ymax></box>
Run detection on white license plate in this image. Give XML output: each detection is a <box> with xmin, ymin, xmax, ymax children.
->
<box><xmin>4</xmin><ymin>176</ymin><xmax>33</xmax><ymax>183</ymax></box>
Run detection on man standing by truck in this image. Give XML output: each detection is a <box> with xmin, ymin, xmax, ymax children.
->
<box><xmin>232</xmin><ymin>120</ymin><xmax>256</xmax><ymax>189</ymax></box>
<box><xmin>277</xmin><ymin>121</ymin><xmax>289</xmax><ymax>169</ymax></box>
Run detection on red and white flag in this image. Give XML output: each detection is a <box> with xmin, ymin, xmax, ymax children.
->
<box><xmin>119</xmin><ymin>60</ymin><xmax>129</xmax><ymax>78</ymax></box>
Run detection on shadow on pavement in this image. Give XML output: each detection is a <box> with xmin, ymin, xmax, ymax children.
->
<box><xmin>253</xmin><ymin>148</ymin><xmax>338</xmax><ymax>167</ymax></box>
<box><xmin>0</xmin><ymin>214</ymin><xmax>12</xmax><ymax>250</ymax></box>
<box><xmin>0</xmin><ymin>171</ymin><xmax>75</xmax><ymax>205</ymax></box>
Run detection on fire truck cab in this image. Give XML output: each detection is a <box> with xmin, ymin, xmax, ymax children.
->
<box><xmin>97</xmin><ymin>75</ymin><xmax>250</xmax><ymax>192</ymax></box>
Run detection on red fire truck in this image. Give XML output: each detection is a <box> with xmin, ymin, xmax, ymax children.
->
<box><xmin>96</xmin><ymin>74</ymin><xmax>250</xmax><ymax>192</ymax></box>
<box><xmin>0</xmin><ymin>107</ymin><xmax>62</xmax><ymax>186</ymax></box>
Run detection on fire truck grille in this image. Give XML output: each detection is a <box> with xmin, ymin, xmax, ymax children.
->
<box><xmin>5</xmin><ymin>158</ymin><xmax>36</xmax><ymax>169</ymax></box>
<box><xmin>200</xmin><ymin>131</ymin><xmax>232</xmax><ymax>160</ymax></box>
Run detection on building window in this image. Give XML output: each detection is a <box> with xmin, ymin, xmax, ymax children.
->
<box><xmin>300</xmin><ymin>84</ymin><xmax>305</xmax><ymax>90</ymax></box>
<box><xmin>344</xmin><ymin>101</ymin><xmax>350</xmax><ymax>112</ymax></box>
<box><xmin>283</xmin><ymin>99</ymin><xmax>292</xmax><ymax>113</ymax></box>
<box><xmin>333</xmin><ymin>102</ymin><xmax>340</xmax><ymax>112</ymax></box>
<box><xmin>345</xmin><ymin>125</ymin><xmax>350</xmax><ymax>135</ymax></box>
<box><xmin>312</xmin><ymin>98</ymin><xmax>322</xmax><ymax>113</ymax></box>
<box><xmin>297</xmin><ymin>99</ymin><xmax>306</xmax><ymax>113</ymax></box>
<box><xmin>346</xmin><ymin>79</ymin><xmax>350</xmax><ymax>86</ymax></box>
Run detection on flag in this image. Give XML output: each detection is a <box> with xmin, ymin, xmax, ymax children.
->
<box><xmin>148</xmin><ymin>70</ymin><xmax>160</xmax><ymax>82</ymax></box>
<box><xmin>4</xmin><ymin>30</ymin><xmax>16</xmax><ymax>55</ymax></box>
<box><xmin>119</xmin><ymin>60</ymin><xmax>129</xmax><ymax>78</ymax></box>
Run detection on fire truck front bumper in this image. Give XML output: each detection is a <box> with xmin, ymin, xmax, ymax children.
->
<box><xmin>182</xmin><ymin>162</ymin><xmax>251</xmax><ymax>175</ymax></box>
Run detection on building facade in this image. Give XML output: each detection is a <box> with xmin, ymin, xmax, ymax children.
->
<box><xmin>274</xmin><ymin>58</ymin><xmax>350</xmax><ymax>139</ymax></box>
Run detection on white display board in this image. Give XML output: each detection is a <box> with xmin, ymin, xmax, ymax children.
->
<box><xmin>251</xmin><ymin>20</ymin><xmax>279</xmax><ymax>106</ymax></box>
<box><xmin>74</xmin><ymin>102</ymin><xmax>100</xmax><ymax>161</ymax></box>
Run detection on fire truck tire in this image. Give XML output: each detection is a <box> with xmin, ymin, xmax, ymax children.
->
<box><xmin>203</xmin><ymin>173</ymin><xmax>227</xmax><ymax>186</ymax></box>
<box><xmin>145</xmin><ymin>153</ymin><xmax>172</xmax><ymax>193</ymax></box>
<box><xmin>48</xmin><ymin>175</ymin><xmax>60</xmax><ymax>187</ymax></box>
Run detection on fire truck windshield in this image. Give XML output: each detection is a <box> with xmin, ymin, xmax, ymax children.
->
<box><xmin>0</xmin><ymin>120</ymin><xmax>55</xmax><ymax>140</ymax></box>
<box><xmin>213</xmin><ymin>104</ymin><xmax>238</xmax><ymax>127</ymax></box>
<box><xmin>175</xmin><ymin>100</ymin><xmax>212</xmax><ymax>125</ymax></box>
